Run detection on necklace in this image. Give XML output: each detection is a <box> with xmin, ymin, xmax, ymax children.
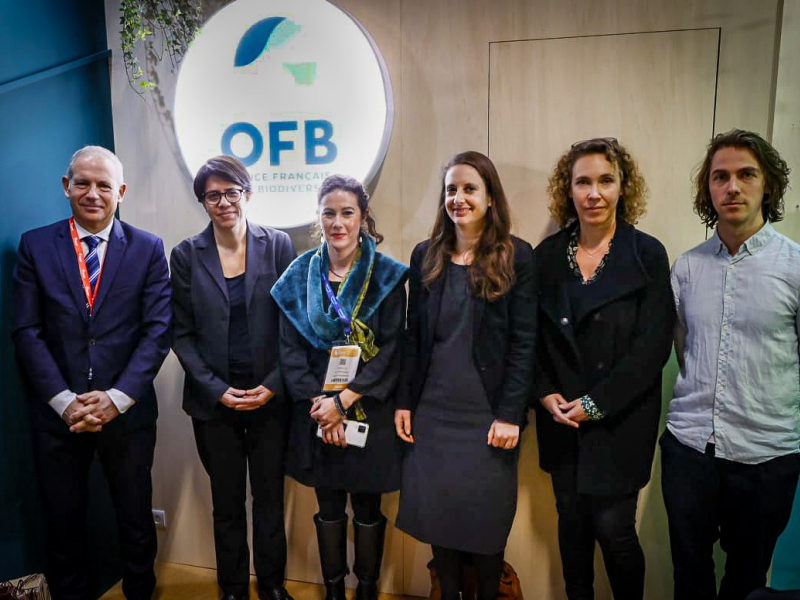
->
<box><xmin>329</xmin><ymin>266</ymin><xmax>345</xmax><ymax>278</ymax></box>
<box><xmin>578</xmin><ymin>241</ymin><xmax>608</xmax><ymax>258</ymax></box>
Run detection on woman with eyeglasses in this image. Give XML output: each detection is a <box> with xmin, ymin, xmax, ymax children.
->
<box><xmin>171</xmin><ymin>155</ymin><xmax>296</xmax><ymax>600</ymax></box>
<box><xmin>271</xmin><ymin>175</ymin><xmax>408</xmax><ymax>600</ymax></box>
<box><xmin>533</xmin><ymin>138</ymin><xmax>674</xmax><ymax>600</ymax></box>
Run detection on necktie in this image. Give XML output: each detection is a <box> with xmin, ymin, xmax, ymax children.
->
<box><xmin>84</xmin><ymin>235</ymin><xmax>101</xmax><ymax>294</ymax></box>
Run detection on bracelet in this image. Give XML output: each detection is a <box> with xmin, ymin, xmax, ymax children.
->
<box><xmin>332</xmin><ymin>393</ymin><xmax>348</xmax><ymax>418</ymax></box>
<box><xmin>580</xmin><ymin>394</ymin><xmax>604</xmax><ymax>421</ymax></box>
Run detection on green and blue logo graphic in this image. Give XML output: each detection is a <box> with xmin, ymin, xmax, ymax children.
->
<box><xmin>174</xmin><ymin>0</ymin><xmax>393</xmax><ymax>228</ymax></box>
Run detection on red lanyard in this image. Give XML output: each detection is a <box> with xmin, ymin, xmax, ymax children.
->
<box><xmin>68</xmin><ymin>217</ymin><xmax>104</xmax><ymax>314</ymax></box>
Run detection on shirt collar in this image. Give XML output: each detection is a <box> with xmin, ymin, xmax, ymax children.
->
<box><xmin>712</xmin><ymin>222</ymin><xmax>775</xmax><ymax>256</ymax></box>
<box><xmin>74</xmin><ymin>219</ymin><xmax>114</xmax><ymax>243</ymax></box>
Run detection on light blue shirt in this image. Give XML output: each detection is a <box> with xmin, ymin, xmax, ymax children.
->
<box><xmin>667</xmin><ymin>223</ymin><xmax>800</xmax><ymax>464</ymax></box>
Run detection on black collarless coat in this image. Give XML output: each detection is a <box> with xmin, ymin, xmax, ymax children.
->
<box><xmin>398</xmin><ymin>236</ymin><xmax>536</xmax><ymax>426</ymax></box>
<box><xmin>533</xmin><ymin>222</ymin><xmax>675</xmax><ymax>495</ymax></box>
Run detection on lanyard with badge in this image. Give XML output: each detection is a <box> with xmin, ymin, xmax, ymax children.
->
<box><xmin>317</xmin><ymin>263</ymin><xmax>369</xmax><ymax>446</ymax></box>
<box><xmin>68</xmin><ymin>217</ymin><xmax>103</xmax><ymax>315</ymax></box>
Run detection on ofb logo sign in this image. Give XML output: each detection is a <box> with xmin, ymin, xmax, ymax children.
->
<box><xmin>174</xmin><ymin>0</ymin><xmax>393</xmax><ymax>228</ymax></box>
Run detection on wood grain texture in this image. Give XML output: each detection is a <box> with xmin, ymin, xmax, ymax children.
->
<box><xmin>101</xmin><ymin>0</ymin><xmax>784</xmax><ymax>598</ymax></box>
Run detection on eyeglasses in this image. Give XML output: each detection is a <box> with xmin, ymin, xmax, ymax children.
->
<box><xmin>202</xmin><ymin>188</ymin><xmax>244</xmax><ymax>205</ymax></box>
<box><xmin>571</xmin><ymin>137</ymin><xmax>619</xmax><ymax>149</ymax></box>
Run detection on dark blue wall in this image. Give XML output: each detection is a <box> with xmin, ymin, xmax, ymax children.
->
<box><xmin>0</xmin><ymin>1</ymin><xmax>121</xmax><ymax>593</ymax></box>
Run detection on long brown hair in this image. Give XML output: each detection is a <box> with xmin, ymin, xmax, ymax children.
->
<box><xmin>422</xmin><ymin>151</ymin><xmax>515</xmax><ymax>301</ymax></box>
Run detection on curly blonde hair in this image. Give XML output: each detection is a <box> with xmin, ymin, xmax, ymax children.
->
<box><xmin>547</xmin><ymin>138</ymin><xmax>648</xmax><ymax>228</ymax></box>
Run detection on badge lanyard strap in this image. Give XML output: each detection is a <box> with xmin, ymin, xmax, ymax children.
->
<box><xmin>320</xmin><ymin>246</ymin><xmax>362</xmax><ymax>342</ymax></box>
<box><xmin>320</xmin><ymin>249</ymin><xmax>368</xmax><ymax>420</ymax></box>
<box><xmin>68</xmin><ymin>217</ymin><xmax>104</xmax><ymax>315</ymax></box>
<box><xmin>322</xmin><ymin>275</ymin><xmax>353</xmax><ymax>340</ymax></box>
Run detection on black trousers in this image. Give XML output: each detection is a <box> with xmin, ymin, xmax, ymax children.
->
<box><xmin>552</xmin><ymin>483</ymin><xmax>644</xmax><ymax>600</ymax></box>
<box><xmin>660</xmin><ymin>430</ymin><xmax>800</xmax><ymax>600</ymax></box>
<box><xmin>32</xmin><ymin>424</ymin><xmax>157</xmax><ymax>600</ymax></box>
<box><xmin>314</xmin><ymin>487</ymin><xmax>382</xmax><ymax>524</ymax></box>
<box><xmin>193</xmin><ymin>409</ymin><xmax>288</xmax><ymax>597</ymax></box>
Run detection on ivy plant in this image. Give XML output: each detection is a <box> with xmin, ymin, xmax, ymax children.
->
<box><xmin>120</xmin><ymin>0</ymin><xmax>203</xmax><ymax>92</ymax></box>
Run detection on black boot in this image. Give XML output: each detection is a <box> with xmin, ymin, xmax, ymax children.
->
<box><xmin>314</xmin><ymin>514</ymin><xmax>349</xmax><ymax>600</ymax></box>
<box><xmin>353</xmin><ymin>515</ymin><xmax>387</xmax><ymax>600</ymax></box>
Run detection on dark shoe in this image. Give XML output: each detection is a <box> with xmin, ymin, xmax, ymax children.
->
<box><xmin>258</xmin><ymin>586</ymin><xmax>295</xmax><ymax>600</ymax></box>
<box><xmin>314</xmin><ymin>513</ymin><xmax>349</xmax><ymax>600</ymax></box>
<box><xmin>353</xmin><ymin>515</ymin><xmax>387</xmax><ymax>600</ymax></box>
<box><xmin>221</xmin><ymin>595</ymin><xmax>246</xmax><ymax>600</ymax></box>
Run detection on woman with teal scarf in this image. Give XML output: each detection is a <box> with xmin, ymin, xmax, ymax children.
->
<box><xmin>271</xmin><ymin>175</ymin><xmax>408</xmax><ymax>600</ymax></box>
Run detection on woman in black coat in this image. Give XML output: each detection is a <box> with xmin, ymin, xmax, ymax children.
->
<box><xmin>170</xmin><ymin>156</ymin><xmax>296</xmax><ymax>600</ymax></box>
<box><xmin>533</xmin><ymin>138</ymin><xmax>675</xmax><ymax>600</ymax></box>
<box><xmin>271</xmin><ymin>175</ymin><xmax>408</xmax><ymax>600</ymax></box>
<box><xmin>395</xmin><ymin>151</ymin><xmax>535</xmax><ymax>600</ymax></box>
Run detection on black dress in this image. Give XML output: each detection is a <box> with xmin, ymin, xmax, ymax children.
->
<box><xmin>396</xmin><ymin>263</ymin><xmax>519</xmax><ymax>554</ymax></box>
<box><xmin>280</xmin><ymin>279</ymin><xmax>406</xmax><ymax>493</ymax></box>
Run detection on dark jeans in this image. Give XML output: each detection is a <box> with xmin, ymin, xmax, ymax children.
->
<box><xmin>660</xmin><ymin>430</ymin><xmax>800</xmax><ymax>600</ymax></box>
<box><xmin>33</xmin><ymin>425</ymin><xmax>157</xmax><ymax>600</ymax></box>
<box><xmin>193</xmin><ymin>410</ymin><xmax>288</xmax><ymax>597</ymax></box>
<box><xmin>314</xmin><ymin>487</ymin><xmax>382</xmax><ymax>524</ymax></box>
<box><xmin>431</xmin><ymin>545</ymin><xmax>505</xmax><ymax>600</ymax></box>
<box><xmin>552</xmin><ymin>484</ymin><xmax>644</xmax><ymax>600</ymax></box>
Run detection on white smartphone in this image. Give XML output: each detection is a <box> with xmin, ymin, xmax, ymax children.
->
<box><xmin>316</xmin><ymin>420</ymin><xmax>369</xmax><ymax>448</ymax></box>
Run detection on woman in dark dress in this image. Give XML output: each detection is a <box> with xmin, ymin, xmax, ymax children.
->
<box><xmin>171</xmin><ymin>156</ymin><xmax>296</xmax><ymax>600</ymax></box>
<box><xmin>271</xmin><ymin>175</ymin><xmax>408</xmax><ymax>600</ymax></box>
<box><xmin>533</xmin><ymin>138</ymin><xmax>675</xmax><ymax>600</ymax></box>
<box><xmin>395</xmin><ymin>151</ymin><xmax>535</xmax><ymax>600</ymax></box>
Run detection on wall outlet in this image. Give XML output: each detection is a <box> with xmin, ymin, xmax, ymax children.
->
<box><xmin>152</xmin><ymin>509</ymin><xmax>167</xmax><ymax>529</ymax></box>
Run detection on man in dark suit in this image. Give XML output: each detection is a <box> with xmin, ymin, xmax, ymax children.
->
<box><xmin>12</xmin><ymin>146</ymin><xmax>171</xmax><ymax>600</ymax></box>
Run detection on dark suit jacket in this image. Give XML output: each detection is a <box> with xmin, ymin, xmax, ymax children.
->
<box><xmin>533</xmin><ymin>221</ymin><xmax>675</xmax><ymax>495</ymax></box>
<box><xmin>398</xmin><ymin>236</ymin><xmax>536</xmax><ymax>426</ymax></box>
<box><xmin>170</xmin><ymin>221</ymin><xmax>295</xmax><ymax>420</ymax></box>
<box><xmin>12</xmin><ymin>218</ymin><xmax>172</xmax><ymax>434</ymax></box>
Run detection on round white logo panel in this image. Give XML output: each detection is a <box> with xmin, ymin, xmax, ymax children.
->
<box><xmin>174</xmin><ymin>0</ymin><xmax>393</xmax><ymax>228</ymax></box>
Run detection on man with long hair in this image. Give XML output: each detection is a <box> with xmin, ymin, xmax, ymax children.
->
<box><xmin>661</xmin><ymin>130</ymin><xmax>800</xmax><ymax>600</ymax></box>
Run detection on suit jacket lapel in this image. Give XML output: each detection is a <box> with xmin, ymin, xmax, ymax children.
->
<box><xmin>425</xmin><ymin>272</ymin><xmax>445</xmax><ymax>345</ymax></box>
<box><xmin>245</xmin><ymin>221</ymin><xmax>266</xmax><ymax>309</ymax></box>
<box><xmin>91</xmin><ymin>219</ymin><xmax>126</xmax><ymax>320</ymax></box>
<box><xmin>56</xmin><ymin>221</ymin><xmax>90</xmax><ymax>322</ymax></box>
<box><xmin>197</xmin><ymin>223</ymin><xmax>228</xmax><ymax>302</ymax></box>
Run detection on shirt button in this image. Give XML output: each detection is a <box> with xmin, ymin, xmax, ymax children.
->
<box><xmin>89</xmin><ymin>338</ymin><xmax>96</xmax><ymax>346</ymax></box>
<box><xmin>597</xmin><ymin>361</ymin><xmax>605</xmax><ymax>370</ymax></box>
<box><xmin>593</xmin><ymin>313</ymin><xmax>602</xmax><ymax>321</ymax></box>
<box><xmin>718</xmin><ymin>385</ymin><xmax>724</xmax><ymax>392</ymax></box>
<box><xmin>560</xmin><ymin>317</ymin><xmax>569</xmax><ymax>325</ymax></box>
<box><xmin>723</xmin><ymin>325</ymin><xmax>728</xmax><ymax>331</ymax></box>
<box><xmin>725</xmin><ymin>295</ymin><xmax>731</xmax><ymax>301</ymax></box>
<box><xmin>728</xmin><ymin>265</ymin><xmax>734</xmax><ymax>270</ymax></box>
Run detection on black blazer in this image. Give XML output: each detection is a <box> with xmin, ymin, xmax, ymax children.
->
<box><xmin>170</xmin><ymin>221</ymin><xmax>295</xmax><ymax>420</ymax></box>
<box><xmin>533</xmin><ymin>221</ymin><xmax>675</xmax><ymax>495</ymax></box>
<box><xmin>398</xmin><ymin>236</ymin><xmax>536</xmax><ymax>426</ymax></box>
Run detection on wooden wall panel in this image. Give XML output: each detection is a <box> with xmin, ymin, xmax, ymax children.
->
<box><xmin>487</xmin><ymin>30</ymin><xmax>718</xmax><ymax>600</ymax></box>
<box><xmin>103</xmin><ymin>0</ymin><xmax>785</xmax><ymax>598</ymax></box>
